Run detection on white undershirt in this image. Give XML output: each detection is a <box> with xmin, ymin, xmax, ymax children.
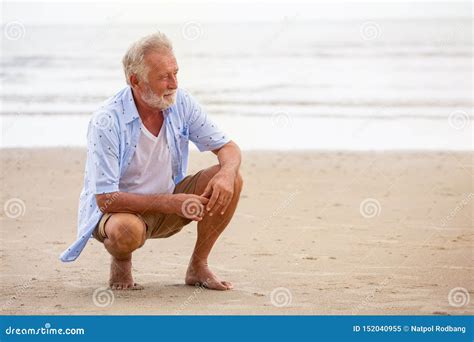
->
<box><xmin>119</xmin><ymin>122</ymin><xmax>175</xmax><ymax>195</ymax></box>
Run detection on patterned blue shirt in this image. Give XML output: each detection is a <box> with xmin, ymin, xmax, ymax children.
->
<box><xmin>60</xmin><ymin>86</ymin><xmax>230</xmax><ymax>262</ymax></box>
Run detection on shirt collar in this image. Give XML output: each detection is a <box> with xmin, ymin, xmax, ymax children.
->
<box><xmin>122</xmin><ymin>86</ymin><xmax>173</xmax><ymax>124</ymax></box>
<box><xmin>122</xmin><ymin>86</ymin><xmax>141</xmax><ymax>124</ymax></box>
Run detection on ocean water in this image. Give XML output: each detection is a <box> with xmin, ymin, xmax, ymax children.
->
<box><xmin>1</xmin><ymin>19</ymin><xmax>472</xmax><ymax>149</ymax></box>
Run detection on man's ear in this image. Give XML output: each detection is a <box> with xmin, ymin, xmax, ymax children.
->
<box><xmin>130</xmin><ymin>74</ymin><xmax>139</xmax><ymax>89</ymax></box>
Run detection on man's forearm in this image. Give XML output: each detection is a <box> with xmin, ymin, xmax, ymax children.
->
<box><xmin>96</xmin><ymin>191</ymin><xmax>174</xmax><ymax>214</ymax></box>
<box><xmin>215</xmin><ymin>141</ymin><xmax>241</xmax><ymax>176</ymax></box>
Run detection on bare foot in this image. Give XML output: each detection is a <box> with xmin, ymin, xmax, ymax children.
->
<box><xmin>109</xmin><ymin>257</ymin><xmax>144</xmax><ymax>290</ymax></box>
<box><xmin>185</xmin><ymin>263</ymin><xmax>233</xmax><ymax>291</ymax></box>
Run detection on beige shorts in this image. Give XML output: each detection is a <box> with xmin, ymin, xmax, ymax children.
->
<box><xmin>92</xmin><ymin>170</ymin><xmax>204</xmax><ymax>243</ymax></box>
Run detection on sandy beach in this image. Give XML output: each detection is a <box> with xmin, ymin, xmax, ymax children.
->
<box><xmin>0</xmin><ymin>148</ymin><xmax>472</xmax><ymax>315</ymax></box>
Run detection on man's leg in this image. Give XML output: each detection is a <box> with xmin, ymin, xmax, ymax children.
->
<box><xmin>185</xmin><ymin>165</ymin><xmax>243</xmax><ymax>290</ymax></box>
<box><xmin>103</xmin><ymin>213</ymin><xmax>146</xmax><ymax>290</ymax></box>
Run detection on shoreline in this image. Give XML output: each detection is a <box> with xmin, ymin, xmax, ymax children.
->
<box><xmin>1</xmin><ymin>114</ymin><xmax>471</xmax><ymax>150</ymax></box>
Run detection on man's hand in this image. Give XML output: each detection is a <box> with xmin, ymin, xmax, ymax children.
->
<box><xmin>170</xmin><ymin>193</ymin><xmax>209</xmax><ymax>221</ymax></box>
<box><xmin>201</xmin><ymin>169</ymin><xmax>236</xmax><ymax>216</ymax></box>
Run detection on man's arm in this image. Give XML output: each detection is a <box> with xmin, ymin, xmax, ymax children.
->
<box><xmin>212</xmin><ymin>140</ymin><xmax>241</xmax><ymax>176</ymax></box>
<box><xmin>201</xmin><ymin>140</ymin><xmax>242</xmax><ymax>216</ymax></box>
<box><xmin>96</xmin><ymin>192</ymin><xmax>208</xmax><ymax>221</ymax></box>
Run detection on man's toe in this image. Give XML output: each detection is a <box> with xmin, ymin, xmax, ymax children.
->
<box><xmin>130</xmin><ymin>283</ymin><xmax>144</xmax><ymax>290</ymax></box>
<box><xmin>208</xmin><ymin>280</ymin><xmax>229</xmax><ymax>291</ymax></box>
<box><xmin>221</xmin><ymin>281</ymin><xmax>233</xmax><ymax>290</ymax></box>
<box><xmin>110</xmin><ymin>283</ymin><xmax>124</xmax><ymax>290</ymax></box>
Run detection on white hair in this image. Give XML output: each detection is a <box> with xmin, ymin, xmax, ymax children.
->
<box><xmin>122</xmin><ymin>32</ymin><xmax>173</xmax><ymax>85</ymax></box>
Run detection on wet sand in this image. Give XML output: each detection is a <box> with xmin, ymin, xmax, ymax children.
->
<box><xmin>0</xmin><ymin>148</ymin><xmax>472</xmax><ymax>314</ymax></box>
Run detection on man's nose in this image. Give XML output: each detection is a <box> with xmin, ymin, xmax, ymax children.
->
<box><xmin>168</xmin><ymin>74</ymin><xmax>178</xmax><ymax>89</ymax></box>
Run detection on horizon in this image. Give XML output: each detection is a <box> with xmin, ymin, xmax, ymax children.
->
<box><xmin>2</xmin><ymin>1</ymin><xmax>472</xmax><ymax>26</ymax></box>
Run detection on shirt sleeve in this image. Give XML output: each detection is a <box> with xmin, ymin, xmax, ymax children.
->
<box><xmin>184</xmin><ymin>90</ymin><xmax>231</xmax><ymax>152</ymax></box>
<box><xmin>86</xmin><ymin>110</ymin><xmax>121</xmax><ymax>194</ymax></box>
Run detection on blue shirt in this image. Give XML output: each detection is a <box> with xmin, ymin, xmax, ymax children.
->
<box><xmin>60</xmin><ymin>86</ymin><xmax>230</xmax><ymax>262</ymax></box>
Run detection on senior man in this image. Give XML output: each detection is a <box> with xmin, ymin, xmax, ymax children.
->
<box><xmin>60</xmin><ymin>32</ymin><xmax>243</xmax><ymax>291</ymax></box>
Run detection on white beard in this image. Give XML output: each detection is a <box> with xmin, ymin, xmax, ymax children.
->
<box><xmin>141</xmin><ymin>84</ymin><xmax>177</xmax><ymax>110</ymax></box>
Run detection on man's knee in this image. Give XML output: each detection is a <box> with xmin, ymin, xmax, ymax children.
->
<box><xmin>104</xmin><ymin>213</ymin><xmax>146</xmax><ymax>252</ymax></box>
<box><xmin>202</xmin><ymin>164</ymin><xmax>221</xmax><ymax>182</ymax></box>
<box><xmin>198</xmin><ymin>164</ymin><xmax>243</xmax><ymax>196</ymax></box>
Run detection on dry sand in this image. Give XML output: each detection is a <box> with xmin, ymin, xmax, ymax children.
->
<box><xmin>0</xmin><ymin>148</ymin><xmax>472</xmax><ymax>315</ymax></box>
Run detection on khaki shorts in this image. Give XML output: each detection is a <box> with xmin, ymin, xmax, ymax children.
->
<box><xmin>92</xmin><ymin>170</ymin><xmax>204</xmax><ymax>243</ymax></box>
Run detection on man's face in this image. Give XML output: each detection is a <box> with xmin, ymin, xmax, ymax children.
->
<box><xmin>137</xmin><ymin>49</ymin><xmax>179</xmax><ymax>110</ymax></box>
